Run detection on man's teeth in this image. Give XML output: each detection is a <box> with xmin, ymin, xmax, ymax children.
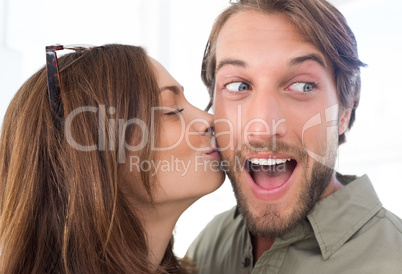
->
<box><xmin>249</xmin><ymin>158</ymin><xmax>292</xmax><ymax>166</ymax></box>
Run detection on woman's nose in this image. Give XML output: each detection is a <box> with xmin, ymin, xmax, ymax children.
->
<box><xmin>192</xmin><ymin>110</ymin><xmax>214</xmax><ymax>135</ymax></box>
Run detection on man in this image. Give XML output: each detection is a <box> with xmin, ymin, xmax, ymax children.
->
<box><xmin>187</xmin><ymin>0</ymin><xmax>402</xmax><ymax>273</ymax></box>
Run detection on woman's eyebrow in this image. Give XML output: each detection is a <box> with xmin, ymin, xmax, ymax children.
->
<box><xmin>160</xmin><ymin>85</ymin><xmax>184</xmax><ymax>94</ymax></box>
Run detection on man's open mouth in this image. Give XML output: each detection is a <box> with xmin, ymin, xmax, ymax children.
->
<box><xmin>245</xmin><ymin>157</ymin><xmax>297</xmax><ymax>190</ymax></box>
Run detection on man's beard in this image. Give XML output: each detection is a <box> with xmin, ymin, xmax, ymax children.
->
<box><xmin>224</xmin><ymin>138</ymin><xmax>337</xmax><ymax>239</ymax></box>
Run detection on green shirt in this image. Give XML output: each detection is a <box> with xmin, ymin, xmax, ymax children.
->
<box><xmin>187</xmin><ymin>175</ymin><xmax>402</xmax><ymax>274</ymax></box>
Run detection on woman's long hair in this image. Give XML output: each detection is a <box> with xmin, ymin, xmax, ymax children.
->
<box><xmin>0</xmin><ymin>44</ymin><xmax>184</xmax><ymax>273</ymax></box>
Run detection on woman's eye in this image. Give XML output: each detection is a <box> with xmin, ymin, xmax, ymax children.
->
<box><xmin>164</xmin><ymin>108</ymin><xmax>184</xmax><ymax>116</ymax></box>
<box><xmin>289</xmin><ymin>82</ymin><xmax>315</xmax><ymax>92</ymax></box>
<box><xmin>225</xmin><ymin>81</ymin><xmax>251</xmax><ymax>92</ymax></box>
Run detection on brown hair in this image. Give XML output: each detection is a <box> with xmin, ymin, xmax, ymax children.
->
<box><xmin>202</xmin><ymin>0</ymin><xmax>366</xmax><ymax>144</ymax></box>
<box><xmin>0</xmin><ymin>44</ymin><xmax>185</xmax><ymax>273</ymax></box>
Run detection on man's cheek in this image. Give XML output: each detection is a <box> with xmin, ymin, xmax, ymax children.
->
<box><xmin>215</xmin><ymin>122</ymin><xmax>235</xmax><ymax>152</ymax></box>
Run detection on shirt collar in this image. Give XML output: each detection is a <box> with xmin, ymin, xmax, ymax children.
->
<box><xmin>307</xmin><ymin>174</ymin><xmax>383</xmax><ymax>260</ymax></box>
<box><xmin>234</xmin><ymin>205</ymin><xmax>241</xmax><ymax>219</ymax></box>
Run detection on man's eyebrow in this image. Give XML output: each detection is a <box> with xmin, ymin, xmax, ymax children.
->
<box><xmin>289</xmin><ymin>53</ymin><xmax>327</xmax><ymax>70</ymax></box>
<box><xmin>215</xmin><ymin>54</ymin><xmax>326</xmax><ymax>73</ymax></box>
<box><xmin>159</xmin><ymin>85</ymin><xmax>184</xmax><ymax>94</ymax></box>
<box><xmin>216</xmin><ymin>59</ymin><xmax>247</xmax><ymax>73</ymax></box>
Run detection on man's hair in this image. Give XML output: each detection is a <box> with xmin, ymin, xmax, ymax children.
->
<box><xmin>202</xmin><ymin>0</ymin><xmax>366</xmax><ymax>144</ymax></box>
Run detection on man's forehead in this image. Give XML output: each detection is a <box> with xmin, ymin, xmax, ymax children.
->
<box><xmin>214</xmin><ymin>10</ymin><xmax>331</xmax><ymax>72</ymax></box>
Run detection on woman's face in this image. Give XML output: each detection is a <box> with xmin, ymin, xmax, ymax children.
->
<box><xmin>148</xmin><ymin>58</ymin><xmax>225</xmax><ymax>205</ymax></box>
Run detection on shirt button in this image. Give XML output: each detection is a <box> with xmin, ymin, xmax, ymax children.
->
<box><xmin>242</xmin><ymin>257</ymin><xmax>251</xmax><ymax>268</ymax></box>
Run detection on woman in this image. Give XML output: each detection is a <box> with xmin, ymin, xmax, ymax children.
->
<box><xmin>0</xmin><ymin>44</ymin><xmax>224</xmax><ymax>273</ymax></box>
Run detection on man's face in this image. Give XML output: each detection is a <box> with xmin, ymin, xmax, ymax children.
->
<box><xmin>213</xmin><ymin>10</ymin><xmax>351</xmax><ymax>237</ymax></box>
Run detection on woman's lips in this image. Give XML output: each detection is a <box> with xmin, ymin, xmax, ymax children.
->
<box><xmin>205</xmin><ymin>147</ymin><xmax>221</xmax><ymax>161</ymax></box>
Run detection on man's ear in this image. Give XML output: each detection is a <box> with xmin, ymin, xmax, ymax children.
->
<box><xmin>338</xmin><ymin>107</ymin><xmax>352</xmax><ymax>135</ymax></box>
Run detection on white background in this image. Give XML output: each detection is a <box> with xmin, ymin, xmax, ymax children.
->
<box><xmin>1</xmin><ymin>0</ymin><xmax>401</xmax><ymax>257</ymax></box>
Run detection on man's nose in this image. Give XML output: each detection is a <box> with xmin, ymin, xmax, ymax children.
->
<box><xmin>244</xmin><ymin>90</ymin><xmax>287</xmax><ymax>143</ymax></box>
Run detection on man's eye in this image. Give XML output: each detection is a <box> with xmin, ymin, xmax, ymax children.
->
<box><xmin>164</xmin><ymin>109</ymin><xmax>184</xmax><ymax>116</ymax></box>
<box><xmin>289</xmin><ymin>82</ymin><xmax>315</xmax><ymax>92</ymax></box>
<box><xmin>225</xmin><ymin>82</ymin><xmax>251</xmax><ymax>92</ymax></box>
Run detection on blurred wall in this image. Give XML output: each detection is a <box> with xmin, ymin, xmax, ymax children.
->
<box><xmin>0</xmin><ymin>0</ymin><xmax>401</xmax><ymax>257</ymax></box>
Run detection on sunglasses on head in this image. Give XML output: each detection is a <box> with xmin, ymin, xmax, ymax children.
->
<box><xmin>45</xmin><ymin>44</ymin><xmax>99</xmax><ymax>131</ymax></box>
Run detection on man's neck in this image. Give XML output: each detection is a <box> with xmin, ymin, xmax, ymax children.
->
<box><xmin>320</xmin><ymin>172</ymin><xmax>344</xmax><ymax>199</ymax></box>
<box><xmin>251</xmin><ymin>235</ymin><xmax>275</xmax><ymax>265</ymax></box>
